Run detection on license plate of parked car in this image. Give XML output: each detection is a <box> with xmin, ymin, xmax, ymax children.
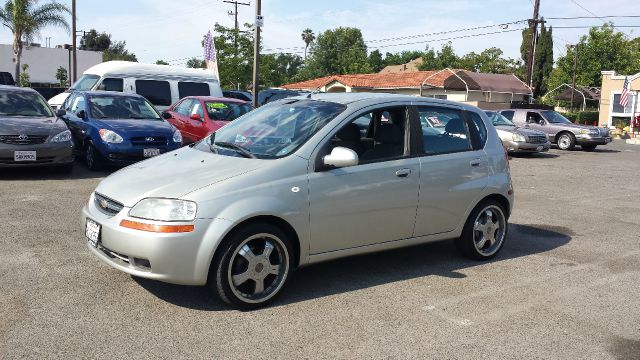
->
<box><xmin>85</xmin><ymin>218</ymin><xmax>101</xmax><ymax>248</ymax></box>
<box><xmin>143</xmin><ymin>148</ymin><xmax>160</xmax><ymax>157</ymax></box>
<box><xmin>14</xmin><ymin>151</ymin><xmax>36</xmax><ymax>162</ymax></box>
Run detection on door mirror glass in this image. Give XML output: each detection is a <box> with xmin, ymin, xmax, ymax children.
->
<box><xmin>161</xmin><ymin>111</ymin><xmax>172</xmax><ymax>120</ymax></box>
<box><xmin>76</xmin><ymin>110</ymin><xmax>86</xmax><ymax>120</ymax></box>
<box><xmin>56</xmin><ymin>109</ymin><xmax>66</xmax><ymax>117</ymax></box>
<box><xmin>190</xmin><ymin>113</ymin><xmax>202</xmax><ymax>121</ymax></box>
<box><xmin>323</xmin><ymin>147</ymin><xmax>359</xmax><ymax>168</ymax></box>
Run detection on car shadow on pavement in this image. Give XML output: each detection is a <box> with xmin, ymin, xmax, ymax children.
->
<box><xmin>0</xmin><ymin>164</ymin><xmax>110</xmax><ymax>180</ymax></box>
<box><xmin>510</xmin><ymin>152</ymin><xmax>559</xmax><ymax>159</ymax></box>
<box><xmin>134</xmin><ymin>223</ymin><xmax>572</xmax><ymax>311</ymax></box>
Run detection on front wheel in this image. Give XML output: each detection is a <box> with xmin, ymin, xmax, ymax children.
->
<box><xmin>455</xmin><ymin>200</ymin><xmax>508</xmax><ymax>260</ymax></box>
<box><xmin>85</xmin><ymin>143</ymin><xmax>104</xmax><ymax>171</ymax></box>
<box><xmin>210</xmin><ymin>223</ymin><xmax>292</xmax><ymax>310</ymax></box>
<box><xmin>557</xmin><ymin>133</ymin><xmax>576</xmax><ymax>150</ymax></box>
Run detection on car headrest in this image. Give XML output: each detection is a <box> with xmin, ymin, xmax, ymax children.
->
<box><xmin>445</xmin><ymin>118</ymin><xmax>467</xmax><ymax>134</ymax></box>
<box><xmin>336</xmin><ymin>123</ymin><xmax>361</xmax><ymax>141</ymax></box>
<box><xmin>375</xmin><ymin>124</ymin><xmax>402</xmax><ymax>144</ymax></box>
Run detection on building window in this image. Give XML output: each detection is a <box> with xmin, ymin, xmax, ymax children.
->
<box><xmin>612</xmin><ymin>93</ymin><xmax>636</xmax><ymax>114</ymax></box>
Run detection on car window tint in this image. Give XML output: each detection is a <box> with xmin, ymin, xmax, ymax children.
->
<box><xmin>135</xmin><ymin>80</ymin><xmax>171</xmax><ymax>106</ymax></box>
<box><xmin>501</xmin><ymin>110</ymin><xmax>515</xmax><ymax>120</ymax></box>
<box><xmin>526</xmin><ymin>112</ymin><xmax>544</xmax><ymax>124</ymax></box>
<box><xmin>70</xmin><ymin>95</ymin><xmax>86</xmax><ymax>113</ymax></box>
<box><xmin>178</xmin><ymin>82</ymin><xmax>210</xmax><ymax>98</ymax></box>
<box><xmin>205</xmin><ymin>101</ymin><xmax>251</xmax><ymax>121</ymax></box>
<box><xmin>418</xmin><ymin>106</ymin><xmax>471</xmax><ymax>155</ymax></box>
<box><xmin>63</xmin><ymin>94</ymin><xmax>77</xmax><ymax>111</ymax></box>
<box><xmin>174</xmin><ymin>99</ymin><xmax>193</xmax><ymax>115</ymax></box>
<box><xmin>354</xmin><ymin>107</ymin><xmax>407</xmax><ymax>163</ymax></box>
<box><xmin>97</xmin><ymin>78</ymin><xmax>123</xmax><ymax>92</ymax></box>
<box><xmin>467</xmin><ymin>111</ymin><xmax>487</xmax><ymax>150</ymax></box>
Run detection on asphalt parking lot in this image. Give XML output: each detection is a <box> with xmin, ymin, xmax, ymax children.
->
<box><xmin>1</xmin><ymin>140</ymin><xmax>639</xmax><ymax>359</ymax></box>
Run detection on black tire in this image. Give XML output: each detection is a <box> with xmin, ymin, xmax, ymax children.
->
<box><xmin>85</xmin><ymin>143</ymin><xmax>103</xmax><ymax>171</ymax></box>
<box><xmin>556</xmin><ymin>132</ymin><xmax>576</xmax><ymax>150</ymax></box>
<box><xmin>581</xmin><ymin>144</ymin><xmax>597</xmax><ymax>151</ymax></box>
<box><xmin>209</xmin><ymin>222</ymin><xmax>293</xmax><ymax>310</ymax></box>
<box><xmin>455</xmin><ymin>199</ymin><xmax>508</xmax><ymax>260</ymax></box>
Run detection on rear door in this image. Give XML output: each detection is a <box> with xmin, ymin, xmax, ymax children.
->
<box><xmin>414</xmin><ymin>106</ymin><xmax>488</xmax><ymax>236</ymax></box>
<box><xmin>186</xmin><ymin>100</ymin><xmax>208</xmax><ymax>140</ymax></box>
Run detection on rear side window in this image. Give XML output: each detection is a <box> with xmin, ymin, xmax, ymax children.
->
<box><xmin>417</xmin><ymin>106</ymin><xmax>472</xmax><ymax>155</ymax></box>
<box><xmin>135</xmin><ymin>80</ymin><xmax>171</xmax><ymax>106</ymax></box>
<box><xmin>466</xmin><ymin>112</ymin><xmax>487</xmax><ymax>150</ymax></box>
<box><xmin>501</xmin><ymin>110</ymin><xmax>514</xmax><ymax>120</ymax></box>
<box><xmin>178</xmin><ymin>82</ymin><xmax>210</xmax><ymax>98</ymax></box>
<box><xmin>97</xmin><ymin>78</ymin><xmax>123</xmax><ymax>92</ymax></box>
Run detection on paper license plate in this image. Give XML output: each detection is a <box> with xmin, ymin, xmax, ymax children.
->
<box><xmin>85</xmin><ymin>218</ymin><xmax>101</xmax><ymax>247</ymax></box>
<box><xmin>536</xmin><ymin>146</ymin><xmax>543</xmax><ymax>151</ymax></box>
<box><xmin>14</xmin><ymin>151</ymin><xmax>36</xmax><ymax>162</ymax></box>
<box><xmin>143</xmin><ymin>148</ymin><xmax>160</xmax><ymax>157</ymax></box>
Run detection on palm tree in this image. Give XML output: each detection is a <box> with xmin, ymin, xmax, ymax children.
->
<box><xmin>301</xmin><ymin>28</ymin><xmax>315</xmax><ymax>60</ymax></box>
<box><xmin>0</xmin><ymin>0</ymin><xmax>70</xmax><ymax>85</ymax></box>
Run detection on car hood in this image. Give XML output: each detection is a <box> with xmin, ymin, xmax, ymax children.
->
<box><xmin>495</xmin><ymin>125</ymin><xmax>544</xmax><ymax>136</ymax></box>
<box><xmin>0</xmin><ymin>116</ymin><xmax>67</xmax><ymax>136</ymax></box>
<box><xmin>48</xmin><ymin>91</ymin><xmax>69</xmax><ymax>107</ymax></box>
<box><xmin>92</xmin><ymin>119</ymin><xmax>175</xmax><ymax>138</ymax></box>
<box><xmin>95</xmin><ymin>146</ymin><xmax>265</xmax><ymax>207</ymax></box>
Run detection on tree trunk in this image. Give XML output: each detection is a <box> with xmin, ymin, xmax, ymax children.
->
<box><xmin>13</xmin><ymin>36</ymin><xmax>22</xmax><ymax>86</ymax></box>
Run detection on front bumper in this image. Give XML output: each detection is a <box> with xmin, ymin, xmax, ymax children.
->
<box><xmin>81</xmin><ymin>193</ymin><xmax>231</xmax><ymax>285</ymax></box>
<box><xmin>576</xmin><ymin>135</ymin><xmax>612</xmax><ymax>145</ymax></box>
<box><xmin>0</xmin><ymin>141</ymin><xmax>74</xmax><ymax>168</ymax></box>
<box><xmin>97</xmin><ymin>142</ymin><xmax>181</xmax><ymax>165</ymax></box>
<box><xmin>503</xmin><ymin>140</ymin><xmax>551</xmax><ymax>153</ymax></box>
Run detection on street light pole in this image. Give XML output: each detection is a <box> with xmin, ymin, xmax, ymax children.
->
<box><xmin>252</xmin><ymin>0</ymin><xmax>262</xmax><ymax>108</ymax></box>
<box><xmin>71</xmin><ymin>0</ymin><xmax>77</xmax><ymax>83</ymax></box>
<box><xmin>569</xmin><ymin>44</ymin><xmax>579</xmax><ymax>112</ymax></box>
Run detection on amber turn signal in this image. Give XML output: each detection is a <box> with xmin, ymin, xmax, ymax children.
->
<box><xmin>120</xmin><ymin>219</ymin><xmax>195</xmax><ymax>233</ymax></box>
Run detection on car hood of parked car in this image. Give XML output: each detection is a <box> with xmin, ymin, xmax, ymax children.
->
<box><xmin>495</xmin><ymin>125</ymin><xmax>545</xmax><ymax>136</ymax></box>
<box><xmin>91</xmin><ymin>118</ymin><xmax>175</xmax><ymax>138</ymax></box>
<box><xmin>95</xmin><ymin>146</ymin><xmax>264</xmax><ymax>207</ymax></box>
<box><xmin>0</xmin><ymin>116</ymin><xmax>68</xmax><ymax>136</ymax></box>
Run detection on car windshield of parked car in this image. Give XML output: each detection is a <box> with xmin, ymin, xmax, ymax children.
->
<box><xmin>486</xmin><ymin>111</ymin><xmax>515</xmax><ymax>127</ymax></box>
<box><xmin>200</xmin><ymin>99</ymin><xmax>346</xmax><ymax>159</ymax></box>
<box><xmin>205</xmin><ymin>101</ymin><xmax>252</xmax><ymax>121</ymax></box>
<box><xmin>0</xmin><ymin>91</ymin><xmax>54</xmax><ymax>117</ymax></box>
<box><xmin>542</xmin><ymin>111</ymin><xmax>572</xmax><ymax>124</ymax></box>
<box><xmin>88</xmin><ymin>95</ymin><xmax>162</xmax><ymax>120</ymax></box>
<box><xmin>71</xmin><ymin>74</ymin><xmax>100</xmax><ymax>91</ymax></box>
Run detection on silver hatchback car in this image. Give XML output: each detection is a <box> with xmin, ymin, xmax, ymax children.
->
<box><xmin>82</xmin><ymin>93</ymin><xmax>514</xmax><ymax>309</ymax></box>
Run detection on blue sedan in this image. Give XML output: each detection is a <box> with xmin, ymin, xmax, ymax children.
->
<box><xmin>58</xmin><ymin>91</ymin><xmax>183</xmax><ymax>170</ymax></box>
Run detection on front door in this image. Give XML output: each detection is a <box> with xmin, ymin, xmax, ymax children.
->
<box><xmin>308</xmin><ymin>105</ymin><xmax>420</xmax><ymax>254</ymax></box>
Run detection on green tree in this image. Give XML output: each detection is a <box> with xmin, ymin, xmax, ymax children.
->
<box><xmin>460</xmin><ymin>47</ymin><xmax>521</xmax><ymax>74</ymax></box>
<box><xmin>102</xmin><ymin>40</ymin><xmax>137</xmax><ymax>62</ymax></box>
<box><xmin>55</xmin><ymin>66</ymin><xmax>67</xmax><ymax>86</ymax></box>
<box><xmin>260</xmin><ymin>53</ymin><xmax>304</xmax><ymax>87</ymax></box>
<box><xmin>19</xmin><ymin>63</ymin><xmax>29</xmax><ymax>86</ymax></box>
<box><xmin>79</xmin><ymin>29</ymin><xmax>111</xmax><ymax>51</ymax></box>
<box><xmin>0</xmin><ymin>0</ymin><xmax>70</xmax><ymax>83</ymax></box>
<box><xmin>531</xmin><ymin>22</ymin><xmax>554</xmax><ymax>97</ymax></box>
<box><xmin>213</xmin><ymin>22</ymin><xmax>255</xmax><ymax>89</ymax></box>
<box><xmin>383</xmin><ymin>50</ymin><xmax>425</xmax><ymax>67</ymax></box>
<box><xmin>155</xmin><ymin>60</ymin><xmax>169</xmax><ymax>65</ymax></box>
<box><xmin>419</xmin><ymin>42</ymin><xmax>461</xmax><ymax>70</ymax></box>
<box><xmin>368</xmin><ymin>49</ymin><xmax>384</xmax><ymax>72</ymax></box>
<box><xmin>186</xmin><ymin>57</ymin><xmax>205</xmax><ymax>69</ymax></box>
<box><xmin>301</xmin><ymin>28</ymin><xmax>315</xmax><ymax>60</ymax></box>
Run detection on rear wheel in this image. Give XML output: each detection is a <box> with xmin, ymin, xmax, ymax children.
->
<box><xmin>557</xmin><ymin>132</ymin><xmax>576</xmax><ymax>150</ymax></box>
<box><xmin>209</xmin><ymin>223</ymin><xmax>292</xmax><ymax>310</ymax></box>
<box><xmin>85</xmin><ymin>144</ymin><xmax>104</xmax><ymax>171</ymax></box>
<box><xmin>581</xmin><ymin>144</ymin><xmax>597</xmax><ymax>151</ymax></box>
<box><xmin>455</xmin><ymin>200</ymin><xmax>508</xmax><ymax>260</ymax></box>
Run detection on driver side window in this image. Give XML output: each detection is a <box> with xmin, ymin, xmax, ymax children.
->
<box><xmin>191</xmin><ymin>101</ymin><xmax>204</xmax><ymax>119</ymax></box>
<box><xmin>69</xmin><ymin>95</ymin><xmax>86</xmax><ymax>114</ymax></box>
<box><xmin>527</xmin><ymin>112</ymin><xmax>545</xmax><ymax>124</ymax></box>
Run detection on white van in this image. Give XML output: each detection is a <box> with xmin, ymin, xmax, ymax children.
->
<box><xmin>48</xmin><ymin>61</ymin><xmax>222</xmax><ymax>110</ymax></box>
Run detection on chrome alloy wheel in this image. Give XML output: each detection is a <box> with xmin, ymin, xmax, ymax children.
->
<box><xmin>473</xmin><ymin>205</ymin><xmax>506</xmax><ymax>256</ymax></box>
<box><xmin>227</xmin><ymin>233</ymin><xmax>290</xmax><ymax>304</ymax></box>
<box><xmin>558</xmin><ymin>134</ymin><xmax>571</xmax><ymax>150</ymax></box>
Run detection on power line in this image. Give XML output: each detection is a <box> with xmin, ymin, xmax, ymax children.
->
<box><xmin>546</xmin><ymin>15</ymin><xmax>640</xmax><ymax>20</ymax></box>
<box><xmin>567</xmin><ymin>0</ymin><xmax>631</xmax><ymax>38</ymax></box>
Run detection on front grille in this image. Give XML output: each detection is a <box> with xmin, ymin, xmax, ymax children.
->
<box><xmin>0</xmin><ymin>135</ymin><xmax>48</xmax><ymax>145</ymax></box>
<box><xmin>94</xmin><ymin>193</ymin><xmax>124</xmax><ymax>216</ymax></box>
<box><xmin>130</xmin><ymin>136</ymin><xmax>167</xmax><ymax>146</ymax></box>
<box><xmin>526</xmin><ymin>135</ymin><xmax>547</xmax><ymax>144</ymax></box>
<box><xmin>0</xmin><ymin>156</ymin><xmax>55</xmax><ymax>164</ymax></box>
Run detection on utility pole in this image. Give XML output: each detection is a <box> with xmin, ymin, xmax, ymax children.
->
<box><xmin>526</xmin><ymin>0</ymin><xmax>540</xmax><ymax>90</ymax></box>
<box><xmin>569</xmin><ymin>44</ymin><xmax>579</xmax><ymax>111</ymax></box>
<box><xmin>252</xmin><ymin>0</ymin><xmax>262</xmax><ymax>108</ymax></box>
<box><xmin>224</xmin><ymin>0</ymin><xmax>250</xmax><ymax>46</ymax></box>
<box><xmin>71</xmin><ymin>0</ymin><xmax>77</xmax><ymax>83</ymax></box>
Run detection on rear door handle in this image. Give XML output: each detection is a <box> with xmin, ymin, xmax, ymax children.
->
<box><xmin>470</xmin><ymin>159</ymin><xmax>482</xmax><ymax>167</ymax></box>
<box><xmin>395</xmin><ymin>168</ymin><xmax>411</xmax><ymax>177</ymax></box>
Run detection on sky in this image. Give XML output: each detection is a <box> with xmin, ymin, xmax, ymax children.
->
<box><xmin>1</xmin><ymin>0</ymin><xmax>640</xmax><ymax>66</ymax></box>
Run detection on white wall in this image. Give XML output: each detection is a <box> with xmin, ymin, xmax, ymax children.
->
<box><xmin>0</xmin><ymin>44</ymin><xmax>102</xmax><ymax>84</ymax></box>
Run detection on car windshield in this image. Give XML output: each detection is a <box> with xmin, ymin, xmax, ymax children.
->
<box><xmin>542</xmin><ymin>111</ymin><xmax>573</xmax><ymax>124</ymax></box>
<box><xmin>205</xmin><ymin>101</ymin><xmax>252</xmax><ymax>121</ymax></box>
<box><xmin>198</xmin><ymin>99</ymin><xmax>346</xmax><ymax>159</ymax></box>
<box><xmin>485</xmin><ymin>111</ymin><xmax>515</xmax><ymax>126</ymax></box>
<box><xmin>71</xmin><ymin>74</ymin><xmax>100</xmax><ymax>91</ymax></box>
<box><xmin>0</xmin><ymin>91</ymin><xmax>54</xmax><ymax>117</ymax></box>
<box><xmin>88</xmin><ymin>95</ymin><xmax>162</xmax><ymax>120</ymax></box>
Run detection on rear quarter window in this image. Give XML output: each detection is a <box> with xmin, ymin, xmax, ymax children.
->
<box><xmin>178</xmin><ymin>82</ymin><xmax>211</xmax><ymax>98</ymax></box>
<box><xmin>466</xmin><ymin>111</ymin><xmax>487</xmax><ymax>150</ymax></box>
<box><xmin>135</xmin><ymin>80</ymin><xmax>171</xmax><ymax>106</ymax></box>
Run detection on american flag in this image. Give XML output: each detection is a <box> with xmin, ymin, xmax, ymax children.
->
<box><xmin>203</xmin><ymin>30</ymin><xmax>219</xmax><ymax>78</ymax></box>
<box><xmin>620</xmin><ymin>76</ymin><xmax>630</xmax><ymax>109</ymax></box>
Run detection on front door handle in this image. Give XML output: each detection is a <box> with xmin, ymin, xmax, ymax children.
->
<box><xmin>470</xmin><ymin>159</ymin><xmax>482</xmax><ymax>167</ymax></box>
<box><xmin>395</xmin><ymin>168</ymin><xmax>411</xmax><ymax>177</ymax></box>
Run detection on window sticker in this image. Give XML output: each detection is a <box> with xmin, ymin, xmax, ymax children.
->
<box><xmin>207</xmin><ymin>102</ymin><xmax>229</xmax><ymax>110</ymax></box>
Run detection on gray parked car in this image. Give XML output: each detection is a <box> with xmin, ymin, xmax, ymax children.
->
<box><xmin>0</xmin><ymin>85</ymin><xmax>74</xmax><ymax>170</ymax></box>
<box><xmin>485</xmin><ymin>111</ymin><xmax>550</xmax><ymax>154</ymax></box>
<box><xmin>499</xmin><ymin>108</ymin><xmax>611</xmax><ymax>151</ymax></box>
<box><xmin>82</xmin><ymin>93</ymin><xmax>514</xmax><ymax>309</ymax></box>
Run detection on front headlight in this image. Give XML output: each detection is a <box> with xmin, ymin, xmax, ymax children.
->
<box><xmin>512</xmin><ymin>133</ymin><xmax>526</xmax><ymax>142</ymax></box>
<box><xmin>50</xmin><ymin>130</ymin><xmax>72</xmax><ymax>142</ymax></box>
<box><xmin>173</xmin><ymin>130</ymin><xmax>183</xmax><ymax>144</ymax></box>
<box><xmin>129</xmin><ymin>198</ymin><xmax>197</xmax><ymax>222</ymax></box>
<box><xmin>99</xmin><ymin>129</ymin><xmax>124</xmax><ymax>143</ymax></box>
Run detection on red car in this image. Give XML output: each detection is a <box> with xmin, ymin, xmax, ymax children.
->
<box><xmin>162</xmin><ymin>96</ymin><xmax>252</xmax><ymax>143</ymax></box>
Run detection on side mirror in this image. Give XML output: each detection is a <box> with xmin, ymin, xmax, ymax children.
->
<box><xmin>76</xmin><ymin>110</ymin><xmax>86</xmax><ymax>120</ymax></box>
<box><xmin>162</xmin><ymin>111</ymin><xmax>173</xmax><ymax>120</ymax></box>
<box><xmin>323</xmin><ymin>147</ymin><xmax>358</xmax><ymax>168</ymax></box>
<box><xmin>56</xmin><ymin>109</ymin><xmax>66</xmax><ymax>117</ymax></box>
<box><xmin>190</xmin><ymin>113</ymin><xmax>202</xmax><ymax>121</ymax></box>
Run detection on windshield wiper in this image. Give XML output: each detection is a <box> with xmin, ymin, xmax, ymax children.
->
<box><xmin>213</xmin><ymin>141</ymin><xmax>256</xmax><ymax>158</ymax></box>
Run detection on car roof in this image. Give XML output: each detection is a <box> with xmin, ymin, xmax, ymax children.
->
<box><xmin>0</xmin><ymin>85</ymin><xmax>38</xmax><ymax>93</ymax></box>
<box><xmin>82</xmin><ymin>61</ymin><xmax>219</xmax><ymax>81</ymax></box>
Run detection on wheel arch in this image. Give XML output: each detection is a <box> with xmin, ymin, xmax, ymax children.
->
<box><xmin>482</xmin><ymin>193</ymin><xmax>511</xmax><ymax>219</ymax></box>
